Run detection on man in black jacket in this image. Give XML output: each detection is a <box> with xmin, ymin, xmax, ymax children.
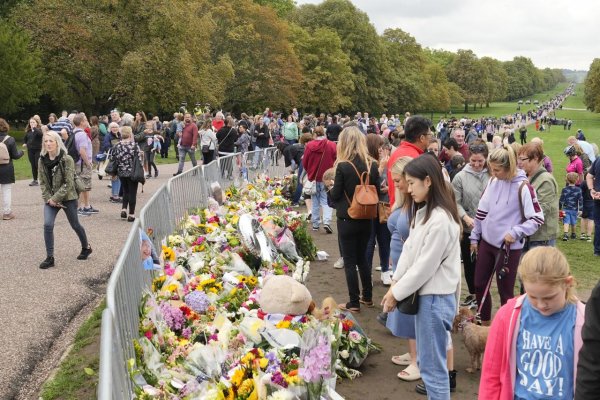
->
<box><xmin>576</xmin><ymin>279</ymin><xmax>600</xmax><ymax>400</ymax></box>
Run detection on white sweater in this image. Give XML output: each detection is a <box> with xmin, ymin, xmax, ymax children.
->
<box><xmin>391</xmin><ymin>206</ymin><xmax>461</xmax><ymax>307</ymax></box>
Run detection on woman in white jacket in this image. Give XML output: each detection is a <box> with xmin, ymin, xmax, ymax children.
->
<box><xmin>382</xmin><ymin>154</ymin><xmax>462</xmax><ymax>400</ymax></box>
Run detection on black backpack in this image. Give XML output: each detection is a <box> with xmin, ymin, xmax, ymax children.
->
<box><xmin>65</xmin><ymin>133</ymin><xmax>81</xmax><ymax>163</ymax></box>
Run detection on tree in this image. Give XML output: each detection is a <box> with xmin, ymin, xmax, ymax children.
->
<box><xmin>381</xmin><ymin>28</ymin><xmax>428</xmax><ymax>114</ymax></box>
<box><xmin>12</xmin><ymin>0</ymin><xmax>233</xmax><ymax>114</ymax></box>
<box><xmin>288</xmin><ymin>25</ymin><xmax>354</xmax><ymax>113</ymax></box>
<box><xmin>480</xmin><ymin>57</ymin><xmax>508</xmax><ymax>107</ymax></box>
<box><xmin>446</xmin><ymin>50</ymin><xmax>486</xmax><ymax>112</ymax></box>
<box><xmin>293</xmin><ymin>0</ymin><xmax>389</xmax><ymax>113</ymax></box>
<box><xmin>421</xmin><ymin>62</ymin><xmax>451</xmax><ymax>112</ymax></box>
<box><xmin>0</xmin><ymin>21</ymin><xmax>43</xmax><ymax>114</ymax></box>
<box><xmin>208</xmin><ymin>0</ymin><xmax>302</xmax><ymax>114</ymax></box>
<box><xmin>584</xmin><ymin>59</ymin><xmax>600</xmax><ymax>112</ymax></box>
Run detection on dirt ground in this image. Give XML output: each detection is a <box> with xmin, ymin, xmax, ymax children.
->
<box><xmin>305</xmin><ymin>218</ymin><xmax>482</xmax><ymax>400</ymax></box>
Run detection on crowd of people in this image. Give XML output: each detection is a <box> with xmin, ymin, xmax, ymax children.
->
<box><xmin>2</xmin><ymin>81</ymin><xmax>600</xmax><ymax>398</ymax></box>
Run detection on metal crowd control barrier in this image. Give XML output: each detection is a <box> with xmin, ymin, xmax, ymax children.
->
<box><xmin>98</xmin><ymin>147</ymin><xmax>286</xmax><ymax>399</ymax></box>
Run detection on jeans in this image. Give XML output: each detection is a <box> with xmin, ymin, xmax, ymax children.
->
<box><xmin>594</xmin><ymin>200</ymin><xmax>600</xmax><ymax>254</ymax></box>
<box><xmin>474</xmin><ymin>239</ymin><xmax>521</xmax><ymax>321</ymax></box>
<box><xmin>177</xmin><ymin>146</ymin><xmax>197</xmax><ymax>173</ymax></box>
<box><xmin>337</xmin><ymin>218</ymin><xmax>372</xmax><ymax>307</ymax></box>
<box><xmin>416</xmin><ymin>294</ymin><xmax>455</xmax><ymax>400</ymax></box>
<box><xmin>366</xmin><ymin>218</ymin><xmax>391</xmax><ymax>272</ymax></box>
<box><xmin>0</xmin><ymin>183</ymin><xmax>12</xmax><ymax>214</ymax></box>
<box><xmin>44</xmin><ymin>200</ymin><xmax>88</xmax><ymax>257</ymax></box>
<box><xmin>28</xmin><ymin>149</ymin><xmax>41</xmax><ymax>180</ymax></box>
<box><xmin>111</xmin><ymin>176</ymin><xmax>121</xmax><ymax>198</ymax></box>
<box><xmin>311</xmin><ymin>182</ymin><xmax>332</xmax><ymax>228</ymax></box>
<box><xmin>119</xmin><ymin>177</ymin><xmax>139</xmax><ymax>214</ymax></box>
<box><xmin>292</xmin><ymin>164</ymin><xmax>304</xmax><ymax>204</ymax></box>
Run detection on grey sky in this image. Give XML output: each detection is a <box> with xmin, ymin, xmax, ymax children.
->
<box><xmin>295</xmin><ymin>0</ymin><xmax>597</xmax><ymax>70</ymax></box>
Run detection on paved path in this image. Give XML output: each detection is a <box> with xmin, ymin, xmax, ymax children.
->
<box><xmin>0</xmin><ymin>162</ymin><xmax>183</xmax><ymax>400</ymax></box>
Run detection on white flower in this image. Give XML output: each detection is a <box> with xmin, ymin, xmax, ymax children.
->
<box><xmin>348</xmin><ymin>331</ymin><xmax>362</xmax><ymax>343</ymax></box>
<box><xmin>339</xmin><ymin>350</ymin><xmax>350</xmax><ymax>359</ymax></box>
<box><xmin>268</xmin><ymin>389</ymin><xmax>295</xmax><ymax>400</ymax></box>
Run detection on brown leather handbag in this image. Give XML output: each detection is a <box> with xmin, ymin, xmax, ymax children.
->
<box><xmin>378</xmin><ymin>202</ymin><xmax>391</xmax><ymax>223</ymax></box>
<box><xmin>344</xmin><ymin>161</ymin><xmax>378</xmax><ymax>219</ymax></box>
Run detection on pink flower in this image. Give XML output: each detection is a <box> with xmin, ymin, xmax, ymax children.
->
<box><xmin>144</xmin><ymin>330</ymin><xmax>153</xmax><ymax>339</ymax></box>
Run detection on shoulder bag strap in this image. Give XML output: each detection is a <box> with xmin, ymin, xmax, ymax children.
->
<box><xmin>310</xmin><ymin>145</ymin><xmax>326</xmax><ymax>181</ymax></box>
<box><xmin>343</xmin><ymin>160</ymin><xmax>366</xmax><ymax>205</ymax></box>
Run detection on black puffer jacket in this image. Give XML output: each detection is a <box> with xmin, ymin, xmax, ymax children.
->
<box><xmin>0</xmin><ymin>133</ymin><xmax>24</xmax><ymax>184</ymax></box>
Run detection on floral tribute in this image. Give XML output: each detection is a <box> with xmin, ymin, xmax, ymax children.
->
<box><xmin>130</xmin><ymin>176</ymin><xmax>379</xmax><ymax>399</ymax></box>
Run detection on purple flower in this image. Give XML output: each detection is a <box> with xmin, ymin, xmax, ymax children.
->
<box><xmin>185</xmin><ymin>291</ymin><xmax>210</xmax><ymax>314</ymax></box>
<box><xmin>299</xmin><ymin>336</ymin><xmax>332</xmax><ymax>382</ymax></box>
<box><xmin>271</xmin><ymin>371</ymin><xmax>288</xmax><ymax>388</ymax></box>
<box><xmin>182</xmin><ymin>328</ymin><xmax>192</xmax><ymax>339</ymax></box>
<box><xmin>160</xmin><ymin>302</ymin><xmax>185</xmax><ymax>331</ymax></box>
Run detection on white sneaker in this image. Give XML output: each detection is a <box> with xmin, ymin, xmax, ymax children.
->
<box><xmin>381</xmin><ymin>271</ymin><xmax>392</xmax><ymax>286</ymax></box>
<box><xmin>334</xmin><ymin>257</ymin><xmax>344</xmax><ymax>269</ymax></box>
<box><xmin>375</xmin><ymin>265</ymin><xmax>382</xmax><ymax>271</ymax></box>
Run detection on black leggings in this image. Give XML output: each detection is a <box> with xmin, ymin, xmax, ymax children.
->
<box><xmin>203</xmin><ymin>150</ymin><xmax>215</xmax><ymax>164</ymax></box>
<box><xmin>337</xmin><ymin>218</ymin><xmax>372</xmax><ymax>307</ymax></box>
<box><xmin>119</xmin><ymin>177</ymin><xmax>139</xmax><ymax>214</ymax></box>
<box><xmin>28</xmin><ymin>149</ymin><xmax>41</xmax><ymax>180</ymax></box>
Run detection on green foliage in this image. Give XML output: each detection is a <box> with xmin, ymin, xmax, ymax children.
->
<box><xmin>0</xmin><ymin>21</ymin><xmax>43</xmax><ymax>114</ymax></box>
<box><xmin>584</xmin><ymin>59</ymin><xmax>600</xmax><ymax>112</ymax></box>
<box><xmin>5</xmin><ymin>0</ymin><xmax>567</xmax><ymax>116</ymax></box>
<box><xmin>289</xmin><ymin>25</ymin><xmax>354</xmax><ymax>112</ymax></box>
<box><xmin>209</xmin><ymin>0</ymin><xmax>301</xmax><ymax>113</ymax></box>
<box><xmin>253</xmin><ymin>0</ymin><xmax>296</xmax><ymax>17</ymax></box>
<box><xmin>294</xmin><ymin>0</ymin><xmax>388</xmax><ymax>112</ymax></box>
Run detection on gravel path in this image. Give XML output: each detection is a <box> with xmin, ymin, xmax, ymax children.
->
<box><xmin>0</xmin><ymin>162</ymin><xmax>182</xmax><ymax>400</ymax></box>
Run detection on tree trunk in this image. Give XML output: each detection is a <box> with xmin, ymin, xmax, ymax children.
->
<box><xmin>464</xmin><ymin>102</ymin><xmax>468</xmax><ymax>113</ymax></box>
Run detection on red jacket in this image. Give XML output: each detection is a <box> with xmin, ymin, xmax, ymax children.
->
<box><xmin>302</xmin><ymin>138</ymin><xmax>336</xmax><ymax>182</ymax></box>
<box><xmin>479</xmin><ymin>295</ymin><xmax>585</xmax><ymax>400</ymax></box>
<box><xmin>387</xmin><ymin>141</ymin><xmax>424</xmax><ymax>205</ymax></box>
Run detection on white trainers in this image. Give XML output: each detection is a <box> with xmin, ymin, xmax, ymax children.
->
<box><xmin>381</xmin><ymin>271</ymin><xmax>392</xmax><ymax>286</ymax></box>
<box><xmin>334</xmin><ymin>257</ymin><xmax>344</xmax><ymax>269</ymax></box>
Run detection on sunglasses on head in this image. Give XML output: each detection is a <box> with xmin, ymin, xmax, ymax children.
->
<box><xmin>469</xmin><ymin>144</ymin><xmax>487</xmax><ymax>153</ymax></box>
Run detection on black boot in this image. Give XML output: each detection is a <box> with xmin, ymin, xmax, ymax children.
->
<box><xmin>39</xmin><ymin>256</ymin><xmax>55</xmax><ymax>269</ymax></box>
<box><xmin>415</xmin><ymin>370</ymin><xmax>457</xmax><ymax>395</ymax></box>
<box><xmin>77</xmin><ymin>245</ymin><xmax>93</xmax><ymax>260</ymax></box>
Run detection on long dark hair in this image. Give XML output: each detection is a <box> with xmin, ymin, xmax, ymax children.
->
<box><xmin>404</xmin><ymin>154</ymin><xmax>460</xmax><ymax>226</ymax></box>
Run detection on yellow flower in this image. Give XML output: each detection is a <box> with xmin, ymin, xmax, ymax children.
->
<box><xmin>230</xmin><ymin>288</ymin><xmax>238</xmax><ymax>295</ymax></box>
<box><xmin>258</xmin><ymin>357</ymin><xmax>268</xmax><ymax>369</ymax></box>
<box><xmin>166</xmin><ymin>284</ymin><xmax>178</xmax><ymax>292</ymax></box>
<box><xmin>178</xmin><ymin>339</ymin><xmax>189</xmax><ymax>346</ymax></box>
<box><xmin>276</xmin><ymin>320</ymin><xmax>291</xmax><ymax>329</ymax></box>
<box><xmin>249</xmin><ymin>388</ymin><xmax>258</xmax><ymax>400</ymax></box>
<box><xmin>231</xmin><ymin>215</ymin><xmax>239</xmax><ymax>225</ymax></box>
<box><xmin>275</xmin><ymin>188</ymin><xmax>281</xmax><ymax>195</ymax></box>
<box><xmin>209</xmin><ymin>287</ymin><xmax>218</xmax><ymax>294</ymax></box>
<box><xmin>247</xmin><ymin>276</ymin><xmax>258</xmax><ymax>286</ymax></box>
<box><xmin>161</xmin><ymin>246</ymin><xmax>175</xmax><ymax>262</ymax></box>
<box><xmin>238</xmin><ymin>379</ymin><xmax>254</xmax><ymax>396</ymax></box>
<box><xmin>231</xmin><ymin>368</ymin><xmax>244</xmax><ymax>387</ymax></box>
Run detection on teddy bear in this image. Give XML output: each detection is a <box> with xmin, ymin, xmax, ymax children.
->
<box><xmin>259</xmin><ymin>275</ymin><xmax>313</xmax><ymax>316</ymax></box>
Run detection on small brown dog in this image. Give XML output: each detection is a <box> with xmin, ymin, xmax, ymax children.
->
<box><xmin>452</xmin><ymin>307</ymin><xmax>490</xmax><ymax>373</ymax></box>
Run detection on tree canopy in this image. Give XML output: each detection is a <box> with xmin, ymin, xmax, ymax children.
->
<box><xmin>584</xmin><ymin>59</ymin><xmax>600</xmax><ymax>112</ymax></box>
<box><xmin>3</xmin><ymin>0</ymin><xmax>568</xmax><ymax>117</ymax></box>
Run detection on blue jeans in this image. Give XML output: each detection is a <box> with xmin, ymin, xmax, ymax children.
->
<box><xmin>111</xmin><ymin>176</ymin><xmax>121</xmax><ymax>198</ymax></box>
<box><xmin>416</xmin><ymin>294</ymin><xmax>455</xmax><ymax>400</ymax></box>
<box><xmin>176</xmin><ymin>146</ymin><xmax>197</xmax><ymax>173</ymax></box>
<box><xmin>366</xmin><ymin>218</ymin><xmax>391</xmax><ymax>272</ymax></box>
<box><xmin>44</xmin><ymin>200</ymin><xmax>88</xmax><ymax>257</ymax></box>
<box><xmin>594</xmin><ymin>200</ymin><xmax>600</xmax><ymax>254</ymax></box>
<box><xmin>311</xmin><ymin>182</ymin><xmax>332</xmax><ymax>228</ymax></box>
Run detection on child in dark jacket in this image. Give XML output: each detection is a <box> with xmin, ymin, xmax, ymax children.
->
<box><xmin>560</xmin><ymin>172</ymin><xmax>583</xmax><ymax>241</ymax></box>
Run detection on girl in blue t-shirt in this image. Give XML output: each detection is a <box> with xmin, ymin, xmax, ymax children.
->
<box><xmin>480</xmin><ymin>247</ymin><xmax>586</xmax><ymax>400</ymax></box>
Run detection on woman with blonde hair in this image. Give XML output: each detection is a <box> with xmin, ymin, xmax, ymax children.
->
<box><xmin>470</xmin><ymin>145</ymin><xmax>544</xmax><ymax>325</ymax></box>
<box><xmin>325</xmin><ymin>126</ymin><xmax>379</xmax><ymax>312</ymax></box>
<box><xmin>384</xmin><ymin>156</ymin><xmax>422</xmax><ymax>381</ymax></box>
<box><xmin>38</xmin><ymin>130</ymin><xmax>91</xmax><ymax>269</ymax></box>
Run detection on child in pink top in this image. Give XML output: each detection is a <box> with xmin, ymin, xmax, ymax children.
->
<box><xmin>479</xmin><ymin>247</ymin><xmax>586</xmax><ymax>400</ymax></box>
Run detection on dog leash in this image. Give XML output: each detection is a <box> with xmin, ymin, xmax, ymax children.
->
<box><xmin>475</xmin><ymin>243</ymin><xmax>510</xmax><ymax>322</ymax></box>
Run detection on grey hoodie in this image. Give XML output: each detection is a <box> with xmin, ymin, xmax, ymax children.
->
<box><xmin>452</xmin><ymin>164</ymin><xmax>490</xmax><ymax>232</ymax></box>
